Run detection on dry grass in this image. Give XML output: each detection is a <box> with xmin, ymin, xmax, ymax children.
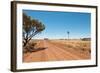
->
<box><xmin>49</xmin><ymin>39</ymin><xmax>91</xmax><ymax>58</ymax></box>
<box><xmin>23</xmin><ymin>39</ymin><xmax>91</xmax><ymax>54</ymax></box>
<box><xmin>23</xmin><ymin>39</ymin><xmax>45</xmax><ymax>53</ymax></box>
<box><xmin>50</xmin><ymin>39</ymin><xmax>90</xmax><ymax>49</ymax></box>
<box><xmin>23</xmin><ymin>39</ymin><xmax>91</xmax><ymax>62</ymax></box>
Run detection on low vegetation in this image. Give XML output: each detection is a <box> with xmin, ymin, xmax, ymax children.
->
<box><xmin>49</xmin><ymin>39</ymin><xmax>91</xmax><ymax>58</ymax></box>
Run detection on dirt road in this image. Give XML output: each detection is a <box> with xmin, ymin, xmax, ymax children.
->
<box><xmin>23</xmin><ymin>40</ymin><xmax>90</xmax><ymax>62</ymax></box>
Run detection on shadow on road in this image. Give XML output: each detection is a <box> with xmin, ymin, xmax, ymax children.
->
<box><xmin>23</xmin><ymin>47</ymin><xmax>47</xmax><ymax>53</ymax></box>
<box><xmin>32</xmin><ymin>47</ymin><xmax>47</xmax><ymax>52</ymax></box>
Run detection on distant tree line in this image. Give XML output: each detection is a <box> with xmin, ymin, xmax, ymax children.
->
<box><xmin>81</xmin><ymin>38</ymin><xmax>91</xmax><ymax>41</ymax></box>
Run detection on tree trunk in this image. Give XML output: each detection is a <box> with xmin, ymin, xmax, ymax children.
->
<box><xmin>23</xmin><ymin>39</ymin><xmax>28</xmax><ymax>47</ymax></box>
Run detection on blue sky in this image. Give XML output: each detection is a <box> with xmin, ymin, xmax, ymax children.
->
<box><xmin>23</xmin><ymin>10</ymin><xmax>91</xmax><ymax>39</ymax></box>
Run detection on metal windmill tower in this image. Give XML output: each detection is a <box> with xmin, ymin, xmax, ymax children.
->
<box><xmin>67</xmin><ymin>31</ymin><xmax>70</xmax><ymax>40</ymax></box>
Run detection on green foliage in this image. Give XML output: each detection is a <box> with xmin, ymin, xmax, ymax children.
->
<box><xmin>23</xmin><ymin>13</ymin><xmax>45</xmax><ymax>47</ymax></box>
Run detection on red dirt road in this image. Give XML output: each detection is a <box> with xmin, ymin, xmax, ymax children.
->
<box><xmin>23</xmin><ymin>40</ymin><xmax>90</xmax><ymax>62</ymax></box>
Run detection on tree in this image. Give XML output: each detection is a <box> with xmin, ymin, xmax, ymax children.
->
<box><xmin>23</xmin><ymin>13</ymin><xmax>45</xmax><ymax>47</ymax></box>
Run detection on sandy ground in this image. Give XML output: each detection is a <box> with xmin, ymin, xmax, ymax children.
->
<box><xmin>23</xmin><ymin>40</ymin><xmax>91</xmax><ymax>62</ymax></box>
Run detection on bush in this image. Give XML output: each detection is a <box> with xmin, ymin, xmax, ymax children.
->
<box><xmin>23</xmin><ymin>43</ymin><xmax>37</xmax><ymax>53</ymax></box>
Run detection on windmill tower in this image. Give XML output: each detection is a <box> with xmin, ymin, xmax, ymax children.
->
<box><xmin>67</xmin><ymin>31</ymin><xmax>70</xmax><ymax>40</ymax></box>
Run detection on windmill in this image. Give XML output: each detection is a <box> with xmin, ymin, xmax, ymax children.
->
<box><xmin>67</xmin><ymin>31</ymin><xmax>70</xmax><ymax>40</ymax></box>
